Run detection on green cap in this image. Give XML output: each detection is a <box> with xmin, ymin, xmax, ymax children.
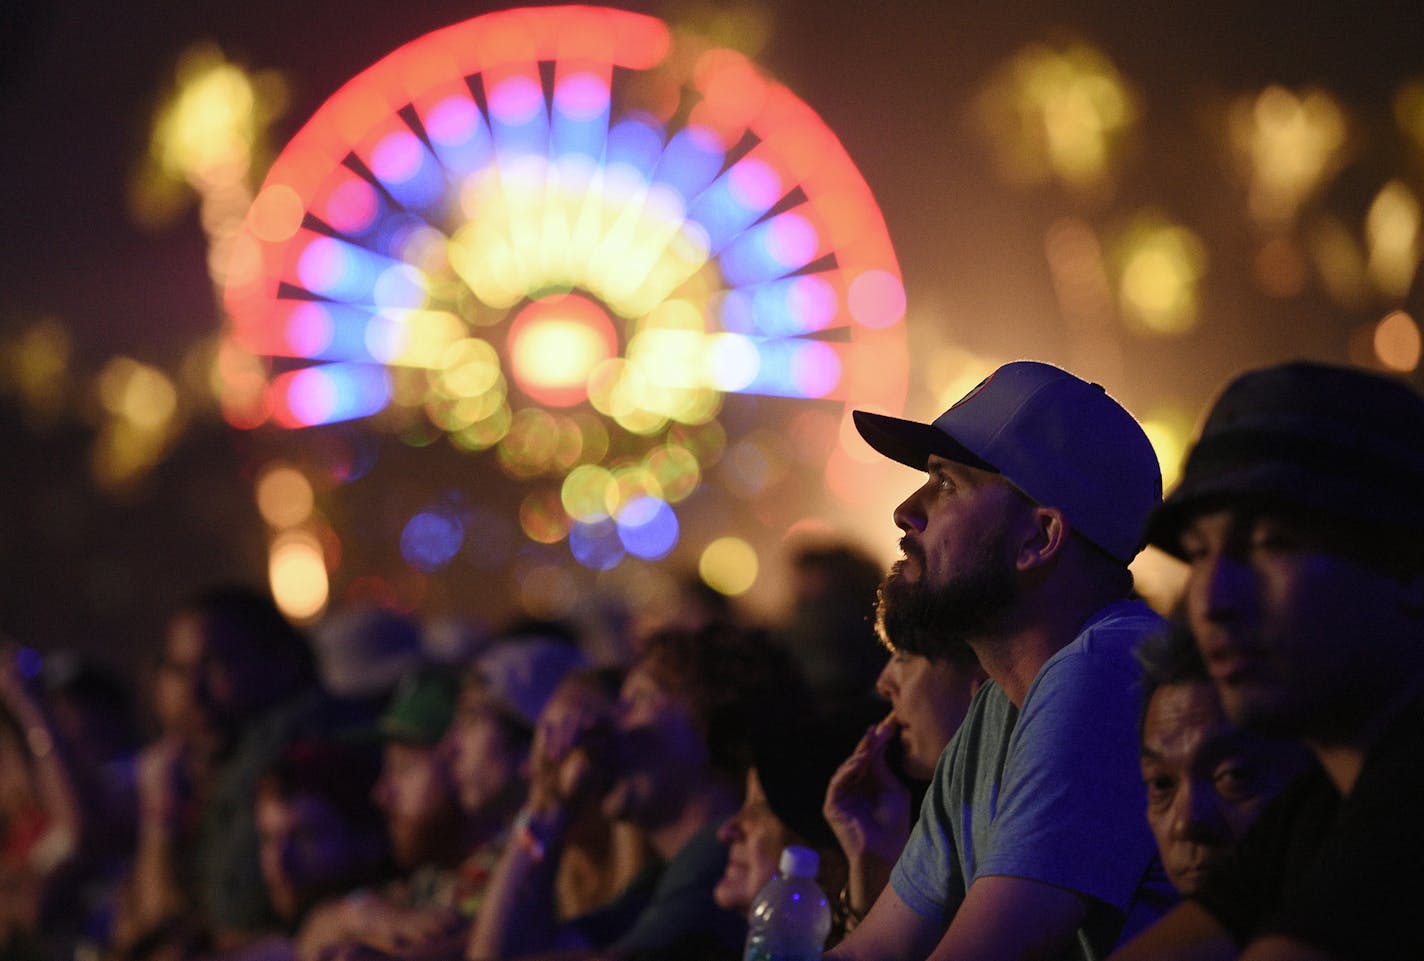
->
<box><xmin>378</xmin><ymin>668</ymin><xmax>459</xmax><ymax>744</ymax></box>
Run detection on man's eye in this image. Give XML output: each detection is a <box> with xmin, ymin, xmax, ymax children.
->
<box><xmin>1142</xmin><ymin>773</ymin><xmax>1175</xmax><ymax>804</ymax></box>
<box><xmin>1213</xmin><ymin>764</ymin><xmax>1255</xmax><ymax>800</ymax></box>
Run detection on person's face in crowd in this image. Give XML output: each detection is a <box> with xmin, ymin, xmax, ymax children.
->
<box><xmin>875</xmin><ymin>651</ymin><xmax>980</xmax><ymax>780</ymax></box>
<box><xmin>372</xmin><ymin>740</ymin><xmax>461</xmax><ymax>869</ymax></box>
<box><xmin>154</xmin><ymin>611</ymin><xmax>238</xmax><ymax>752</ymax></box>
<box><xmin>445</xmin><ymin>685</ymin><xmax>525</xmax><ymax>819</ymax></box>
<box><xmin>256</xmin><ymin>786</ymin><xmax>362</xmax><ymax>921</ymax></box>
<box><xmin>714</xmin><ymin>768</ymin><xmax>792</xmax><ymax>914</ymax></box>
<box><xmin>1139</xmin><ymin>680</ymin><xmax>1306</xmax><ymax>895</ymax></box>
<box><xmin>602</xmin><ymin>659</ymin><xmax>709</xmax><ymax>830</ymax></box>
<box><xmin>1181</xmin><ymin>507</ymin><xmax>1419</xmax><ymax>738</ymax></box>
<box><xmin>878</xmin><ymin>456</ymin><xmax>1028</xmax><ymax>655</ymax></box>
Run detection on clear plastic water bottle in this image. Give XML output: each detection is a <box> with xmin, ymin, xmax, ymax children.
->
<box><xmin>743</xmin><ymin>845</ymin><xmax>832</xmax><ymax>961</ymax></box>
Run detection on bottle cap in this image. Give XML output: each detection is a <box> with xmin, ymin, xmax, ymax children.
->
<box><xmin>779</xmin><ymin>845</ymin><xmax>819</xmax><ymax>879</ymax></box>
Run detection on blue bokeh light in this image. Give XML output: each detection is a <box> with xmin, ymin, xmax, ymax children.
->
<box><xmin>616</xmin><ymin>496</ymin><xmax>679</xmax><ymax>559</ymax></box>
<box><xmin>569</xmin><ymin>517</ymin><xmax>626</xmax><ymax>570</ymax></box>
<box><xmin>401</xmin><ymin>510</ymin><xmax>465</xmax><ymax>572</ymax></box>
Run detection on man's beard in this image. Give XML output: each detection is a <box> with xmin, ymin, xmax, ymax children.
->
<box><xmin>876</xmin><ymin>532</ymin><xmax>1017</xmax><ymax>660</ymax></box>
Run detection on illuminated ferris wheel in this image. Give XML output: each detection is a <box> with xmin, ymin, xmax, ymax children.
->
<box><xmin>223</xmin><ymin>5</ymin><xmax>907</xmax><ymax>573</ymax></box>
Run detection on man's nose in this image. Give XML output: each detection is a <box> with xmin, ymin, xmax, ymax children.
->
<box><xmin>1170</xmin><ymin>778</ymin><xmax>1229</xmax><ymax>843</ymax></box>
<box><xmin>892</xmin><ymin>488</ymin><xmax>926</xmax><ymax>535</ymax></box>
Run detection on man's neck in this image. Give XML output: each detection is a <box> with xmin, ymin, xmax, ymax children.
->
<box><xmin>646</xmin><ymin>780</ymin><xmax>739</xmax><ymax>861</ymax></box>
<box><xmin>969</xmin><ymin>590</ymin><xmax>1126</xmax><ymax>708</ymax></box>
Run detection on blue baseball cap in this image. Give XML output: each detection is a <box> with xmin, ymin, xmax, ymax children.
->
<box><xmin>853</xmin><ymin>360</ymin><xmax>1162</xmax><ymax>565</ymax></box>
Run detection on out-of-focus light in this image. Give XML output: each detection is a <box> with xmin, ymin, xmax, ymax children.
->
<box><xmin>699</xmin><ymin>536</ymin><xmax>758</xmax><ymax>596</ymax></box>
<box><xmin>847</xmin><ymin>270</ymin><xmax>907</xmax><ymax>329</ymax></box>
<box><xmin>1115</xmin><ymin>216</ymin><xmax>1207</xmax><ymax>335</ymax></box>
<box><xmin>520</xmin><ymin>489</ymin><xmax>573</xmax><ymax>544</ymax></box>
<box><xmin>973</xmin><ymin>42</ymin><xmax>1138</xmax><ymax>190</ymax></box>
<box><xmin>570</xmin><ymin>517</ymin><xmax>625</xmax><ymax>570</ymax></box>
<box><xmin>98</xmin><ymin>358</ymin><xmax>179</xmax><ymax>430</ymax></box>
<box><xmin>1138</xmin><ymin>409</ymin><xmax>1191</xmax><ymax>492</ymax></box>
<box><xmin>255</xmin><ymin>463</ymin><xmax>314</xmax><ymax>528</ymax></box>
<box><xmin>507</xmin><ymin>294</ymin><xmax>619</xmax><ymax>407</ymax></box>
<box><xmin>1309</xmin><ymin>217</ymin><xmax>1370</xmax><ymax>309</ymax></box>
<box><xmin>400</xmin><ymin>510</ymin><xmax>465</xmax><ymax>572</ymax></box>
<box><xmin>4</xmin><ymin>319</ymin><xmax>71</xmax><ymax>427</ymax></box>
<box><xmin>562</xmin><ymin>464</ymin><xmax>616</xmax><ymax>521</ymax></box>
<box><xmin>616</xmin><ymin>496</ymin><xmax>679</xmax><ymax>560</ymax></box>
<box><xmin>1375</xmin><ymin>310</ymin><xmax>1422</xmax><ymax>371</ymax></box>
<box><xmin>1366</xmin><ymin>180</ymin><xmax>1421</xmax><ymax>298</ymax></box>
<box><xmin>498</xmin><ymin>407</ymin><xmax>561</xmax><ymax>477</ymax></box>
<box><xmin>269</xmin><ymin>531</ymin><xmax>329</xmax><ymax>622</ymax></box>
<box><xmin>1228</xmin><ymin>86</ymin><xmax>1347</xmax><ymax>228</ymax></box>
<box><xmin>272</xmin><ymin>363</ymin><xmax>391</xmax><ymax>427</ymax></box>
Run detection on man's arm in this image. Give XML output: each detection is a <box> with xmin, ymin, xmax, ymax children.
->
<box><xmin>824</xmin><ymin>882</ymin><xmax>945</xmax><ymax>961</ymax></box>
<box><xmin>925</xmin><ymin>876</ymin><xmax>1087</xmax><ymax>961</ymax></box>
<box><xmin>1106</xmin><ymin>901</ymin><xmax>1237</xmax><ymax>961</ymax></box>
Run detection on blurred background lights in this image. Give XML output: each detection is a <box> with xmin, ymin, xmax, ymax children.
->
<box><xmin>1229</xmin><ymin>86</ymin><xmax>1347</xmax><ymax>228</ymax></box>
<box><xmin>1374</xmin><ymin>310</ymin><xmax>1422</xmax><ymax>371</ymax></box>
<box><xmin>1365</xmin><ymin>180</ymin><xmax>1420</xmax><ymax>298</ymax></box>
<box><xmin>1115</xmin><ymin>216</ymin><xmax>1208</xmax><ymax>335</ymax></box>
<box><xmin>400</xmin><ymin>510</ymin><xmax>465</xmax><ymax>572</ymax></box>
<box><xmin>615</xmin><ymin>495</ymin><xmax>679</xmax><ymax>560</ymax></box>
<box><xmin>255</xmin><ymin>464</ymin><xmax>315</xmax><ymax>528</ymax></box>
<box><xmin>974</xmin><ymin>41</ymin><xmax>1138</xmax><ymax>191</ymax></box>
<box><xmin>699</xmin><ymin>536</ymin><xmax>758</xmax><ymax>596</ymax></box>
<box><xmin>268</xmin><ymin>530</ymin><xmax>330</xmax><ymax>621</ymax></box>
<box><xmin>507</xmin><ymin>294</ymin><xmax>619</xmax><ymax>406</ymax></box>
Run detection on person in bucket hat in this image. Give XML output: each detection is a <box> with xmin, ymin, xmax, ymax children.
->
<box><xmin>828</xmin><ymin>360</ymin><xmax>1175</xmax><ymax>961</ymax></box>
<box><xmin>1112</xmin><ymin>361</ymin><xmax>1424</xmax><ymax>961</ymax></box>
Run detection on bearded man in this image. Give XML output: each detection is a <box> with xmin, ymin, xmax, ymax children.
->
<box><xmin>827</xmin><ymin>360</ymin><xmax>1176</xmax><ymax>961</ymax></box>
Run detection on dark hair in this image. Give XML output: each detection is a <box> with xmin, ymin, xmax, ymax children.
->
<box><xmin>180</xmin><ymin>585</ymin><xmax>317</xmax><ymax>708</ymax></box>
<box><xmin>1134</xmin><ymin>616</ymin><xmax>1210</xmax><ymax>739</ymax></box>
<box><xmin>259</xmin><ymin>738</ymin><xmax>385</xmax><ymax>835</ymax></box>
<box><xmin>639</xmin><ymin>625</ymin><xmax>809</xmax><ymax>778</ymax></box>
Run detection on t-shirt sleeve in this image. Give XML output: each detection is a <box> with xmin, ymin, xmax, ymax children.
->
<box><xmin>976</xmin><ymin>624</ymin><xmax>1160</xmax><ymax>912</ymax></box>
<box><xmin>889</xmin><ymin>726</ymin><xmax>968</xmax><ymax>923</ymax></box>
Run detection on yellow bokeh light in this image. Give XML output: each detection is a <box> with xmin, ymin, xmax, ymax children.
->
<box><xmin>1309</xmin><ymin>217</ymin><xmax>1370</xmax><ymax>308</ymax></box>
<box><xmin>1374</xmin><ymin>310</ymin><xmax>1422</xmax><ymax>372</ymax></box>
<box><xmin>1138</xmin><ymin>410</ymin><xmax>1191</xmax><ymax>492</ymax></box>
<box><xmin>974</xmin><ymin>42</ymin><xmax>1138</xmax><ymax>190</ymax></box>
<box><xmin>498</xmin><ymin>407</ymin><xmax>561</xmax><ymax>477</ymax></box>
<box><xmin>255</xmin><ymin>464</ymin><xmax>315</xmax><ymax>529</ymax></box>
<box><xmin>1366</xmin><ymin>180</ymin><xmax>1421</xmax><ymax>298</ymax></box>
<box><xmin>1115</xmin><ymin>216</ymin><xmax>1207</xmax><ymax>335</ymax></box>
<box><xmin>1228</xmin><ymin>86</ymin><xmax>1347</xmax><ymax>227</ymax></box>
<box><xmin>435</xmin><ymin>338</ymin><xmax>504</xmax><ymax>399</ymax></box>
<box><xmin>562</xmin><ymin>464</ymin><xmax>616</xmax><ymax>521</ymax></box>
<box><xmin>3</xmin><ymin>319</ymin><xmax>71</xmax><ymax>427</ymax></box>
<box><xmin>97</xmin><ymin>358</ymin><xmax>178</xmax><ymax>430</ymax></box>
<box><xmin>699</xmin><ymin>537</ymin><xmax>759</xmax><ymax>596</ymax></box>
<box><xmin>268</xmin><ymin>531</ymin><xmax>329</xmax><ymax>622</ymax></box>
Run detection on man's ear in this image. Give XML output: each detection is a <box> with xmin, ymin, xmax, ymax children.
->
<box><xmin>1016</xmin><ymin>506</ymin><xmax>1069</xmax><ymax>572</ymax></box>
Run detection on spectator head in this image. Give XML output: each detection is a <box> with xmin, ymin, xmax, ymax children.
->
<box><xmin>445</xmin><ymin>631</ymin><xmax>586</xmax><ymax>825</ymax></box>
<box><xmin>372</xmin><ymin>667</ymin><xmax>464</xmax><ymax>870</ymax></box>
<box><xmin>256</xmin><ymin>739</ymin><xmax>389</xmax><ymax>923</ymax></box>
<box><xmin>854</xmin><ymin>362</ymin><xmax>1160</xmax><ymax>658</ymax></box>
<box><xmin>155</xmin><ymin>587</ymin><xmax>313</xmax><ymax>754</ymax></box>
<box><xmin>311</xmin><ymin>606</ymin><xmax>426</xmax><ymax>703</ymax></box>
<box><xmin>778</xmin><ymin>541</ymin><xmax>889</xmax><ymax>704</ymax></box>
<box><xmin>714</xmin><ymin>705</ymin><xmax>879</xmax><ymax>914</ymax></box>
<box><xmin>602</xmin><ymin>626</ymin><xmax>805</xmax><ymax>834</ymax></box>
<box><xmin>1146</xmin><ymin>362</ymin><xmax>1424</xmax><ymax>741</ymax></box>
<box><xmin>874</xmin><ymin>639</ymin><xmax>984</xmax><ymax>781</ymax></box>
<box><xmin>1136</xmin><ymin>622</ymin><xmax>1309</xmax><ymax>895</ymax></box>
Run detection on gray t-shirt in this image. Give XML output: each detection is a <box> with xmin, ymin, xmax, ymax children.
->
<box><xmin>890</xmin><ymin>599</ymin><xmax>1176</xmax><ymax>960</ymax></box>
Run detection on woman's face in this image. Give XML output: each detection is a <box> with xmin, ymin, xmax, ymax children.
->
<box><xmin>713</xmin><ymin>767</ymin><xmax>793</xmax><ymax>914</ymax></box>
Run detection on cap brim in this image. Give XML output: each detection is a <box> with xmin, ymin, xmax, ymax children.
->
<box><xmin>852</xmin><ymin>410</ymin><xmax>996</xmax><ymax>473</ymax></box>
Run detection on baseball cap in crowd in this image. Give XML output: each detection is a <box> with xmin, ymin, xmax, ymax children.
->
<box><xmin>378</xmin><ymin>667</ymin><xmax>459</xmax><ymax>744</ymax></box>
<box><xmin>471</xmin><ymin>635</ymin><xmax>588</xmax><ymax>729</ymax></box>
<box><xmin>1146</xmin><ymin>360</ymin><xmax>1424</xmax><ymax>558</ymax></box>
<box><xmin>853</xmin><ymin>360</ymin><xmax>1162</xmax><ymax>565</ymax></box>
<box><xmin>313</xmin><ymin>606</ymin><xmax>426</xmax><ymax>701</ymax></box>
